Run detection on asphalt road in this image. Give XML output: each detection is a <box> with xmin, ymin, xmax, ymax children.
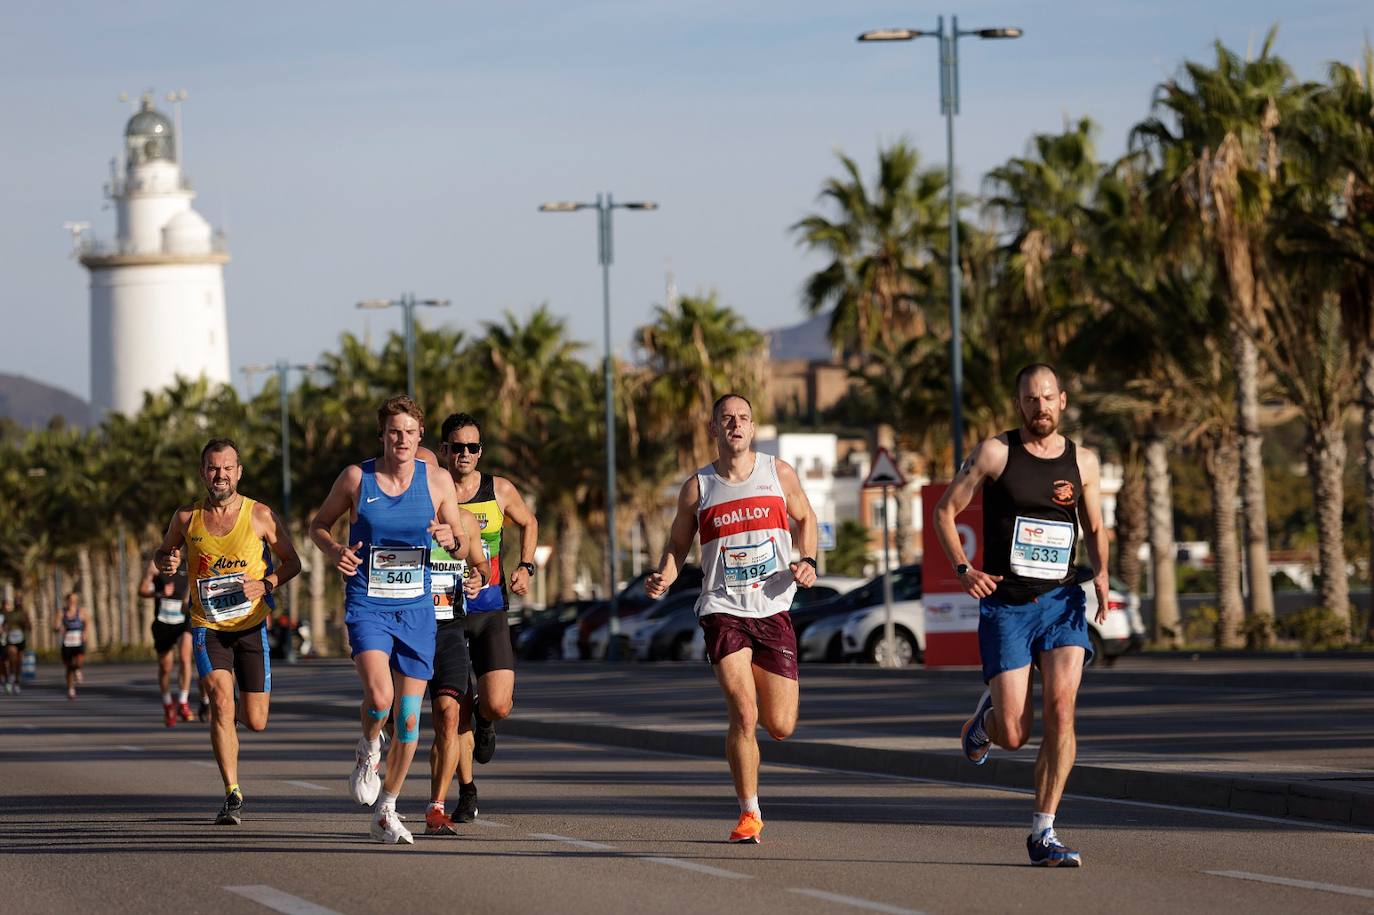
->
<box><xmin>2</xmin><ymin>669</ymin><xmax>1373</xmax><ymax>915</ymax></box>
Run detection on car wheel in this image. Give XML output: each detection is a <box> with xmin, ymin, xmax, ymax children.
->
<box><xmin>670</xmin><ymin>634</ymin><xmax>693</xmax><ymax>661</ymax></box>
<box><xmin>866</xmin><ymin>629</ymin><xmax>917</xmax><ymax>666</ymax></box>
<box><xmin>824</xmin><ymin>633</ymin><xmax>844</xmax><ymax>662</ymax></box>
<box><xmin>1088</xmin><ymin>630</ymin><xmax>1107</xmax><ymax>667</ymax></box>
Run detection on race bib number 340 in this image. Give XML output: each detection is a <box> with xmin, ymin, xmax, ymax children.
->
<box><xmin>367</xmin><ymin>546</ymin><xmax>426</xmax><ymax>600</ymax></box>
<box><xmin>722</xmin><ymin>539</ymin><xmax>780</xmax><ymax>594</ymax></box>
<box><xmin>1010</xmin><ymin>516</ymin><xmax>1075</xmax><ymax>580</ymax></box>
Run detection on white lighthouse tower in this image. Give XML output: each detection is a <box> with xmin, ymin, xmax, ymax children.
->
<box><xmin>79</xmin><ymin>93</ymin><xmax>230</xmax><ymax>415</ymax></box>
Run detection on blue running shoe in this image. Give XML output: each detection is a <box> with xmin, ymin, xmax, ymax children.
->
<box><xmin>960</xmin><ymin>689</ymin><xmax>994</xmax><ymax>765</ymax></box>
<box><xmin>1027</xmin><ymin>830</ymin><xmax>1082</xmax><ymax>867</ymax></box>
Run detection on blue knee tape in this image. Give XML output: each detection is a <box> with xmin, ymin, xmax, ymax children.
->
<box><xmin>367</xmin><ymin>706</ymin><xmax>390</xmax><ymax>721</ymax></box>
<box><xmin>398</xmin><ymin>694</ymin><xmax>421</xmax><ymax>743</ymax></box>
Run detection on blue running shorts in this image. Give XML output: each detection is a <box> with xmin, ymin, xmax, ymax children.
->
<box><xmin>977</xmin><ymin>583</ymin><xmax>1093</xmax><ymax>683</ymax></box>
<box><xmin>345</xmin><ymin>607</ymin><xmax>437</xmax><ymax>681</ymax></box>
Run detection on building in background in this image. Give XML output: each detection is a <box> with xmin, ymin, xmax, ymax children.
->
<box><xmin>76</xmin><ymin>93</ymin><xmax>230</xmax><ymax>415</ymax></box>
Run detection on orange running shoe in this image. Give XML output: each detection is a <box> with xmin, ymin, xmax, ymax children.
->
<box><xmin>163</xmin><ymin>702</ymin><xmax>177</xmax><ymax>728</ymax></box>
<box><xmin>728</xmin><ymin>811</ymin><xmax>763</xmax><ymax>844</ymax></box>
<box><xmin>178</xmin><ymin>701</ymin><xmax>194</xmax><ymax>722</ymax></box>
<box><xmin>424</xmin><ymin>806</ymin><xmax>458</xmax><ymax>836</ymax></box>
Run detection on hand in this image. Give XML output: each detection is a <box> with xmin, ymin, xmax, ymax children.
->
<box><xmin>428</xmin><ymin>519</ymin><xmax>455</xmax><ymax>551</ymax></box>
<box><xmin>335</xmin><ymin>541</ymin><xmax>364</xmax><ymax>577</ymax></box>
<box><xmin>1093</xmin><ymin>573</ymin><xmax>1110</xmax><ymax>624</ymax></box>
<box><xmin>462</xmin><ymin>567</ymin><xmax>484</xmax><ymax>599</ymax></box>
<box><xmin>958</xmin><ymin>567</ymin><xmax>1002</xmax><ymax>599</ymax></box>
<box><xmin>789</xmin><ymin>560</ymin><xmax>817</xmax><ymax>588</ymax></box>
<box><xmin>242</xmin><ymin>578</ymin><xmax>268</xmax><ymax>603</ymax></box>
<box><xmin>510</xmin><ymin>565</ymin><xmax>531</xmax><ymax>596</ymax></box>
<box><xmin>645</xmin><ymin>569</ymin><xmax>672</xmax><ymax>600</ymax></box>
<box><xmin>156</xmin><ymin>547</ymin><xmax>181</xmax><ymax>576</ymax></box>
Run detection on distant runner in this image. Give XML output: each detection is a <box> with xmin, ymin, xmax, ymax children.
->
<box><xmin>647</xmin><ymin>393</ymin><xmax>818</xmax><ymax>844</ymax></box>
<box><xmin>55</xmin><ymin>592</ymin><xmax>87</xmax><ymax>700</ymax></box>
<box><xmin>140</xmin><ymin>559</ymin><xmax>197</xmax><ymax>726</ymax></box>
<box><xmin>4</xmin><ymin>599</ymin><xmax>31</xmax><ymax>695</ymax></box>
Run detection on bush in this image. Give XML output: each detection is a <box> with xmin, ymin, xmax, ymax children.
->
<box><xmin>1181</xmin><ymin>604</ymin><xmax>1219</xmax><ymax>645</ymax></box>
<box><xmin>1240</xmin><ymin>613</ymin><xmax>1274</xmax><ymax>650</ymax></box>
<box><xmin>1176</xmin><ymin>566</ymin><xmax>1218</xmax><ymax>594</ymax></box>
<box><xmin>1275</xmin><ymin>607</ymin><xmax>1351</xmax><ymax>650</ymax></box>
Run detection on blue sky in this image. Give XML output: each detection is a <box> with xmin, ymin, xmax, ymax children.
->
<box><xmin>2</xmin><ymin>1</ymin><xmax>1369</xmax><ymax>402</ymax></box>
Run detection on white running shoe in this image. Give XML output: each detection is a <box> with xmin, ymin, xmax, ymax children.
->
<box><xmin>349</xmin><ymin>737</ymin><xmax>381</xmax><ymax>806</ymax></box>
<box><xmin>369</xmin><ymin>807</ymin><xmax>413</xmax><ymax>845</ymax></box>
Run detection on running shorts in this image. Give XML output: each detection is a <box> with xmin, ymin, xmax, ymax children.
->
<box><xmin>151</xmin><ymin>619</ymin><xmax>191</xmax><ymax>655</ymax></box>
<box><xmin>698</xmin><ymin>611</ymin><xmax>798</xmax><ymax>681</ymax></box>
<box><xmin>463</xmin><ymin>610</ymin><xmax>515</xmax><ymax>678</ymax></box>
<box><xmin>192</xmin><ymin>623</ymin><xmax>271</xmax><ymax>692</ymax></box>
<box><xmin>61</xmin><ymin>645</ymin><xmax>85</xmax><ymax>665</ymax></box>
<box><xmin>346</xmin><ymin>607</ymin><xmax>436</xmax><ymax>681</ymax></box>
<box><xmin>977</xmin><ymin>582</ymin><xmax>1093</xmax><ymax>683</ymax></box>
<box><xmin>429</xmin><ymin>620</ymin><xmax>472</xmax><ymax>701</ymax></box>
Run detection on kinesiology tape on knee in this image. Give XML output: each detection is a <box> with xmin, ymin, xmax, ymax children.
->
<box><xmin>398</xmin><ymin>695</ymin><xmax>421</xmax><ymax>743</ymax></box>
<box><xmin>367</xmin><ymin>706</ymin><xmax>390</xmax><ymax>722</ymax></box>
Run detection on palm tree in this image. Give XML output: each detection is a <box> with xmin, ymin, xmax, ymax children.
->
<box><xmin>1131</xmin><ymin>30</ymin><xmax>1295</xmax><ymax>633</ymax></box>
<box><xmin>792</xmin><ymin>142</ymin><xmax>951</xmax><ymax>355</ymax></box>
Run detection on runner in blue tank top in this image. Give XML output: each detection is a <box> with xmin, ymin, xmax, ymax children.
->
<box><xmin>311</xmin><ymin>395</ymin><xmax>489</xmax><ymax>845</ymax></box>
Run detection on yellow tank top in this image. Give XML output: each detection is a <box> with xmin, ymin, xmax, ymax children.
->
<box><xmin>187</xmin><ymin>497</ymin><xmax>270</xmax><ymax>631</ymax></box>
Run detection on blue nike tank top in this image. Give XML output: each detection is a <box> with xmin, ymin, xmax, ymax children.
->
<box><xmin>346</xmin><ymin>459</ymin><xmax>435</xmax><ymax>613</ymax></box>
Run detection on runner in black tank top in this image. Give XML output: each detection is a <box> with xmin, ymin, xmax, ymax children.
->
<box><xmin>932</xmin><ymin>364</ymin><xmax>1111</xmax><ymax>868</ymax></box>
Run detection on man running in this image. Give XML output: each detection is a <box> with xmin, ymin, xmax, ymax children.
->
<box><xmin>647</xmin><ymin>393</ymin><xmax>817</xmax><ymax>844</ymax></box>
<box><xmin>156</xmin><ymin>438</ymin><xmax>302</xmax><ymax>826</ymax></box>
<box><xmin>4</xmin><ymin>599</ymin><xmax>31</xmax><ymax>695</ymax></box>
<box><xmin>55</xmin><ymin>591</ymin><xmax>87</xmax><ymax>700</ymax></box>
<box><xmin>433</xmin><ymin>412</ymin><xmax>538</xmax><ymax>824</ymax></box>
<box><xmin>934</xmin><ymin>363</ymin><xmax>1109</xmax><ymax>868</ymax></box>
<box><xmin>0</xmin><ymin>597</ymin><xmax>11</xmax><ymax>693</ymax></box>
<box><xmin>141</xmin><ymin>559</ymin><xmax>197</xmax><ymax>726</ymax></box>
<box><xmin>310</xmin><ymin>395</ymin><xmax>488</xmax><ymax>845</ymax></box>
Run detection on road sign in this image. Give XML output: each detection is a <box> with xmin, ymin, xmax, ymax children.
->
<box><xmin>863</xmin><ymin>447</ymin><xmax>907</xmax><ymax>489</ymax></box>
<box><xmin>817</xmin><ymin>521</ymin><xmax>836</xmax><ymax>552</ymax></box>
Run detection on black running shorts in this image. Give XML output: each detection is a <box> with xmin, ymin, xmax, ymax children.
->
<box><xmin>193</xmin><ymin>624</ymin><xmax>270</xmax><ymax>693</ymax></box>
<box><xmin>429</xmin><ymin>620</ymin><xmax>472</xmax><ymax>701</ymax></box>
<box><xmin>151</xmin><ymin>619</ymin><xmax>191</xmax><ymax>655</ymax></box>
<box><xmin>463</xmin><ymin>610</ymin><xmax>515</xmax><ymax>678</ymax></box>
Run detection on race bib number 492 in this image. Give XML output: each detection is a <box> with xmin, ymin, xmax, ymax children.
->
<box><xmin>1010</xmin><ymin>516</ymin><xmax>1075</xmax><ymax>580</ymax></box>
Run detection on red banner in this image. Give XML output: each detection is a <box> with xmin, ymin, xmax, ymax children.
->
<box><xmin>921</xmin><ymin>483</ymin><xmax>983</xmax><ymax>667</ymax></box>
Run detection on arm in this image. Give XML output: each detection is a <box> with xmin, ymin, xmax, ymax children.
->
<box><xmin>776</xmin><ymin>459</ymin><xmax>818</xmax><ymax>588</ymax></box>
<box><xmin>242</xmin><ymin>503</ymin><xmax>303</xmax><ymax>603</ymax></box>
<box><xmin>646</xmin><ymin>477</ymin><xmax>700</xmax><ymax>599</ymax></box>
<box><xmin>495</xmin><ymin>477</ymin><xmax>538</xmax><ymax>597</ymax></box>
<box><xmin>933</xmin><ymin>438</ymin><xmax>1008</xmax><ymax>599</ymax></box>
<box><xmin>154</xmin><ymin>507</ymin><xmax>193</xmax><ymax>575</ymax></box>
<box><xmin>309</xmin><ymin>466</ymin><xmax>364</xmax><ymax>576</ymax></box>
<box><xmin>138</xmin><ymin>559</ymin><xmax>157</xmax><ymax>598</ymax></box>
<box><xmin>458</xmin><ymin>507</ymin><xmax>490</xmax><ymax>599</ymax></box>
<box><xmin>1076</xmin><ymin>446</ymin><xmax>1111</xmax><ymax>623</ymax></box>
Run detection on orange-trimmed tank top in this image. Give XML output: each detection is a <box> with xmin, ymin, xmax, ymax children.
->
<box><xmin>187</xmin><ymin>497</ymin><xmax>270</xmax><ymax>631</ymax></box>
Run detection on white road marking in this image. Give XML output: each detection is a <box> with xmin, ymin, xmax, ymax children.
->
<box><xmin>224</xmin><ymin>885</ymin><xmax>343</xmax><ymax>915</ymax></box>
<box><xmin>789</xmin><ymin>888</ymin><xmax>924</xmax><ymax>914</ymax></box>
<box><xmin>117</xmin><ymin>745</ymin><xmax>143</xmax><ymax>752</ymax></box>
<box><xmin>643</xmin><ymin>857</ymin><xmax>752</xmax><ymax>879</ymax></box>
<box><xmin>191</xmin><ymin>761</ymin><xmax>219</xmax><ymax>769</ymax></box>
<box><xmin>528</xmin><ymin>833</ymin><xmax>614</xmax><ymax>851</ymax></box>
<box><xmin>1204</xmin><ymin>870</ymin><xmax>1374</xmax><ymax>900</ymax></box>
<box><xmin>19</xmin><ymin>724</ymin><xmax>38</xmax><ymax>730</ymax></box>
<box><xmin>284</xmin><ymin>780</ymin><xmax>330</xmax><ymax>791</ymax></box>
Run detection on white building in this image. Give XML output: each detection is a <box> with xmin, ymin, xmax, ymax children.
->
<box><xmin>78</xmin><ymin>95</ymin><xmax>230</xmax><ymax>415</ymax></box>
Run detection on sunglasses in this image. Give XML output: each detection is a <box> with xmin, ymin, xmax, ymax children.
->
<box><xmin>444</xmin><ymin>441</ymin><xmax>482</xmax><ymax>454</ymax></box>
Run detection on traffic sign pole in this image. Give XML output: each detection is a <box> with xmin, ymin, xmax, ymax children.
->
<box><xmin>881</xmin><ymin>484</ymin><xmax>897</xmax><ymax>668</ymax></box>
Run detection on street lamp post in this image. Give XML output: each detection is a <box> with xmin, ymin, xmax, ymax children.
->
<box><xmin>356</xmin><ymin>293</ymin><xmax>452</xmax><ymax>398</ymax></box>
<box><xmin>539</xmin><ymin>194</ymin><xmax>658</xmax><ymax>658</ymax></box>
<box><xmin>858</xmin><ymin>16</ymin><xmax>1021</xmax><ymax>474</ymax></box>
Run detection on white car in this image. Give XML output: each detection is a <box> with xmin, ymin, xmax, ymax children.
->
<box><xmin>685</xmin><ymin>577</ymin><xmax>870</xmax><ymax>663</ymax></box>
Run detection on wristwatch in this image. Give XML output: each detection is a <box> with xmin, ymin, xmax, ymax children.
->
<box><xmin>955</xmin><ymin>563</ymin><xmax>970</xmax><ymax>576</ymax></box>
<box><xmin>517</xmin><ymin>561</ymin><xmax>536</xmax><ymax>576</ymax></box>
<box><xmin>262</xmin><ymin>578</ymin><xmax>274</xmax><ymax>595</ymax></box>
<box><xmin>800</xmin><ymin>557</ymin><xmax>818</xmax><ymax>571</ymax></box>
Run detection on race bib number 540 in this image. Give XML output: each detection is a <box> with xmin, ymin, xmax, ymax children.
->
<box><xmin>1010</xmin><ymin>516</ymin><xmax>1075</xmax><ymax>580</ymax></box>
<box><xmin>367</xmin><ymin>546</ymin><xmax>426</xmax><ymax>600</ymax></box>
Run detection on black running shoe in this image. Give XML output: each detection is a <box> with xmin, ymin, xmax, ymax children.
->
<box><xmin>198</xmin><ymin>698</ymin><xmax>210</xmax><ymax>722</ymax></box>
<box><xmin>455</xmin><ymin>782</ymin><xmax>478</xmax><ymax>823</ymax></box>
<box><xmin>215</xmin><ymin>790</ymin><xmax>244</xmax><ymax>826</ymax></box>
<box><xmin>474</xmin><ymin>712</ymin><xmax>497</xmax><ymax>765</ymax></box>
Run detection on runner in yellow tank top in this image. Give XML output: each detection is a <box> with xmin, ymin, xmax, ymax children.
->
<box><xmin>156</xmin><ymin>438</ymin><xmax>301</xmax><ymax>827</ymax></box>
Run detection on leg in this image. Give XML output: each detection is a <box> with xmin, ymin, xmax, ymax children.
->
<box><xmin>985</xmin><ymin>665</ymin><xmax>1036</xmax><ymax>751</ymax></box>
<box><xmin>476</xmin><ymin>668</ymin><xmax>514</xmax><ymax>721</ymax></box>
<box><xmin>713</xmin><ymin>648</ymin><xmax>761</xmax><ymax>802</ymax></box>
<box><xmin>429</xmin><ymin>694</ymin><xmax>462</xmax><ymax>803</ymax></box>
<box><xmin>177</xmin><ymin>631</ymin><xmax>194</xmax><ymax>699</ymax></box>
<box><xmin>455</xmin><ymin>693</ymin><xmax>475</xmax><ymax>785</ymax></box>
<box><xmin>381</xmin><ymin>672</ymin><xmax>426</xmax><ymax>795</ymax></box>
<box><xmin>752</xmin><ymin>664</ymin><xmax>798</xmax><ymax>741</ymax></box>
<box><xmin>203</xmin><ymin>670</ymin><xmax>239</xmax><ymax>788</ymax></box>
<box><xmin>354</xmin><ymin>650</ymin><xmax>395</xmax><ymax>738</ymax></box>
<box><xmin>1033</xmin><ymin>646</ymin><xmax>1085</xmax><ymax>816</ymax></box>
<box><xmin>157</xmin><ymin>650</ymin><xmax>173</xmax><ymax>697</ymax></box>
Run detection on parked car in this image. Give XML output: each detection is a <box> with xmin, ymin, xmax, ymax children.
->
<box><xmin>797</xmin><ymin>565</ymin><xmax>923</xmax><ymax>662</ymax></box>
<box><xmin>589</xmin><ymin>590</ymin><xmax>702</xmax><ymax>660</ymax></box>
<box><xmin>630</xmin><ymin>591</ymin><xmax>702</xmax><ymax>661</ymax></box>
<box><xmin>684</xmin><ymin>575</ymin><xmax>877</xmax><ymax>662</ymax></box>
<box><xmin>563</xmin><ymin>566</ymin><xmax>704</xmax><ymax>659</ymax></box>
<box><xmin>516</xmin><ymin>600</ymin><xmax>599</xmax><ymax>660</ymax></box>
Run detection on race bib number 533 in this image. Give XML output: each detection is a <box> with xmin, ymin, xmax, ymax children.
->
<box><xmin>1010</xmin><ymin>516</ymin><xmax>1075</xmax><ymax>580</ymax></box>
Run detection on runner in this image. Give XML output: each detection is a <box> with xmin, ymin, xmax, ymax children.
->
<box><xmin>155</xmin><ymin>437</ymin><xmax>302</xmax><ymax>826</ymax></box>
<box><xmin>433</xmin><ymin>412</ymin><xmax>538</xmax><ymax>824</ymax></box>
<box><xmin>309</xmin><ymin>395</ymin><xmax>488</xmax><ymax>845</ymax></box>
<box><xmin>140</xmin><ymin>559</ymin><xmax>196</xmax><ymax>726</ymax></box>
<box><xmin>646</xmin><ymin>393</ymin><xmax>817</xmax><ymax>844</ymax></box>
<box><xmin>934</xmin><ymin>363</ymin><xmax>1109</xmax><ymax>868</ymax></box>
<box><xmin>55</xmin><ymin>591</ymin><xmax>87</xmax><ymax>700</ymax></box>
<box><xmin>4</xmin><ymin>598</ymin><xmax>31</xmax><ymax>695</ymax></box>
<box><xmin>0</xmin><ymin>597</ymin><xmax>10</xmax><ymax>693</ymax></box>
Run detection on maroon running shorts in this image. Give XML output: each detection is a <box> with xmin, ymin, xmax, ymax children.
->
<box><xmin>699</xmin><ymin>611</ymin><xmax>798</xmax><ymax>680</ymax></box>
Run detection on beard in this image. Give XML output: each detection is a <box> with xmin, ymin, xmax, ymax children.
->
<box><xmin>206</xmin><ymin>482</ymin><xmax>237</xmax><ymax>504</ymax></box>
<box><xmin>1023</xmin><ymin>412</ymin><xmax>1058</xmax><ymax>438</ymax></box>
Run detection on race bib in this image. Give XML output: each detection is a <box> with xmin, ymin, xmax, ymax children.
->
<box><xmin>156</xmin><ymin>597</ymin><xmax>186</xmax><ymax>625</ymax></box>
<box><xmin>721</xmin><ymin>539</ymin><xmax>780</xmax><ymax>595</ymax></box>
<box><xmin>367</xmin><ymin>546</ymin><xmax>426</xmax><ymax>600</ymax></box>
<box><xmin>1010</xmin><ymin>516</ymin><xmax>1075</xmax><ymax>580</ymax></box>
<box><xmin>430</xmin><ymin>559</ymin><xmax>463</xmax><ymax>621</ymax></box>
<box><xmin>62</xmin><ymin>629</ymin><xmax>83</xmax><ymax>648</ymax></box>
<box><xmin>6</xmin><ymin>630</ymin><xmax>23</xmax><ymax>645</ymax></box>
<box><xmin>198</xmin><ymin>572</ymin><xmax>254</xmax><ymax>624</ymax></box>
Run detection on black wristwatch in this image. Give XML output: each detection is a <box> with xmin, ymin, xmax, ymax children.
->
<box><xmin>261</xmin><ymin>578</ymin><xmax>274</xmax><ymax>595</ymax></box>
<box><xmin>800</xmin><ymin>557</ymin><xmax>818</xmax><ymax>571</ymax></box>
<box><xmin>955</xmin><ymin>563</ymin><xmax>970</xmax><ymax>576</ymax></box>
<box><xmin>517</xmin><ymin>561</ymin><xmax>536</xmax><ymax>577</ymax></box>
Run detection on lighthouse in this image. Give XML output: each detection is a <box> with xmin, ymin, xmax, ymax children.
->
<box><xmin>79</xmin><ymin>94</ymin><xmax>230</xmax><ymax>415</ymax></box>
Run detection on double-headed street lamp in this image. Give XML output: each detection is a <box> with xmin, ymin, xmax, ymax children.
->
<box><xmin>357</xmin><ymin>293</ymin><xmax>451</xmax><ymax>398</ymax></box>
<box><xmin>858</xmin><ymin>16</ymin><xmax>1021</xmax><ymax>473</ymax></box>
<box><xmin>539</xmin><ymin>194</ymin><xmax>658</xmax><ymax>653</ymax></box>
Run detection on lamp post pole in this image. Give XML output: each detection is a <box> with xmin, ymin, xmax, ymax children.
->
<box><xmin>540</xmin><ymin>195</ymin><xmax>658</xmax><ymax>659</ymax></box>
<box><xmin>858</xmin><ymin>16</ymin><xmax>1021</xmax><ymax>473</ymax></box>
<box><xmin>356</xmin><ymin>294</ymin><xmax>451</xmax><ymax>398</ymax></box>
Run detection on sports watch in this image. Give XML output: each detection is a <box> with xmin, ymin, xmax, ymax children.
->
<box><xmin>517</xmin><ymin>561</ymin><xmax>536</xmax><ymax>577</ymax></box>
<box><xmin>955</xmin><ymin>563</ymin><xmax>970</xmax><ymax>576</ymax></box>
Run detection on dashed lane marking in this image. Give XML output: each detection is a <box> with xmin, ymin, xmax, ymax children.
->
<box><xmin>789</xmin><ymin>888</ymin><xmax>924</xmax><ymax>914</ymax></box>
<box><xmin>527</xmin><ymin>833</ymin><xmax>615</xmax><ymax>851</ymax></box>
<box><xmin>284</xmin><ymin>780</ymin><xmax>330</xmax><ymax>791</ymax></box>
<box><xmin>1204</xmin><ymin>870</ymin><xmax>1374</xmax><ymax>900</ymax></box>
<box><xmin>643</xmin><ymin>857</ymin><xmax>752</xmax><ymax>879</ymax></box>
<box><xmin>224</xmin><ymin>885</ymin><xmax>343</xmax><ymax>915</ymax></box>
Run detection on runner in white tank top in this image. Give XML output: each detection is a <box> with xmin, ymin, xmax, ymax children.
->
<box><xmin>647</xmin><ymin>393</ymin><xmax>818</xmax><ymax>845</ymax></box>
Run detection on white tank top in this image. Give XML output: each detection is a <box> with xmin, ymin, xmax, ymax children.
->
<box><xmin>695</xmin><ymin>452</ymin><xmax>796</xmax><ymax>619</ymax></box>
